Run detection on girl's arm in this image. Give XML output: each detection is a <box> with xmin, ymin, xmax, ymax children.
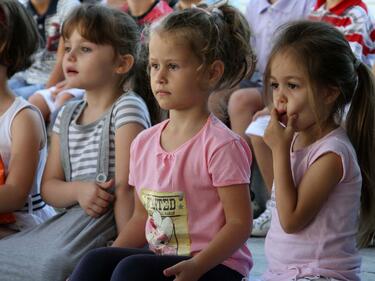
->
<box><xmin>164</xmin><ymin>184</ymin><xmax>251</xmax><ymax>281</ymax></box>
<box><xmin>112</xmin><ymin>191</ymin><xmax>148</xmax><ymax>248</ymax></box>
<box><xmin>0</xmin><ymin>108</ymin><xmax>43</xmax><ymax>212</ymax></box>
<box><xmin>273</xmin><ymin>149</ymin><xmax>342</xmax><ymax>233</ymax></box>
<box><xmin>41</xmin><ymin>133</ymin><xmax>114</xmax><ymax>217</ymax></box>
<box><xmin>114</xmin><ymin>123</ymin><xmax>144</xmax><ymax>232</ymax></box>
<box><xmin>45</xmin><ymin>37</ymin><xmax>65</xmax><ymax>88</ymax></box>
<box><xmin>265</xmin><ymin>109</ymin><xmax>343</xmax><ymax>233</ymax></box>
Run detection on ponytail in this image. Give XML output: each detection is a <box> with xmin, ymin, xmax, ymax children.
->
<box><xmin>346</xmin><ymin>62</ymin><xmax>375</xmax><ymax>248</ymax></box>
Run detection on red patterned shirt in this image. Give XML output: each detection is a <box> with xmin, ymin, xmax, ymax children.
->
<box><xmin>309</xmin><ymin>0</ymin><xmax>375</xmax><ymax>66</ymax></box>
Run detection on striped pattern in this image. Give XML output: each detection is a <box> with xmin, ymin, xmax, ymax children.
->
<box><xmin>17</xmin><ymin>194</ymin><xmax>46</xmax><ymax>212</ymax></box>
<box><xmin>309</xmin><ymin>0</ymin><xmax>375</xmax><ymax>66</ymax></box>
<box><xmin>53</xmin><ymin>92</ymin><xmax>151</xmax><ymax>181</ymax></box>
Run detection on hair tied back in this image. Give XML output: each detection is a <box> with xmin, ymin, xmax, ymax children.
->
<box><xmin>354</xmin><ymin>57</ymin><xmax>361</xmax><ymax>70</ymax></box>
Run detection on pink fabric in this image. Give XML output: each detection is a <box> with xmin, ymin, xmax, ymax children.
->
<box><xmin>123</xmin><ymin>0</ymin><xmax>173</xmax><ymax>26</ymax></box>
<box><xmin>263</xmin><ymin>127</ymin><xmax>362</xmax><ymax>281</ymax></box>
<box><xmin>137</xmin><ymin>0</ymin><xmax>172</xmax><ymax>26</ymax></box>
<box><xmin>129</xmin><ymin>114</ymin><xmax>253</xmax><ymax>277</ymax></box>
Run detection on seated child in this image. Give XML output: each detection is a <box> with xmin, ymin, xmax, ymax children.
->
<box><xmin>0</xmin><ymin>0</ymin><xmax>56</xmax><ymax>240</ymax></box>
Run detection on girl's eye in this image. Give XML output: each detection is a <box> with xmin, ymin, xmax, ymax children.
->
<box><xmin>270</xmin><ymin>82</ymin><xmax>278</xmax><ymax>90</ymax></box>
<box><xmin>81</xmin><ymin>47</ymin><xmax>91</xmax><ymax>53</ymax></box>
<box><xmin>288</xmin><ymin>83</ymin><xmax>298</xmax><ymax>90</ymax></box>
<box><xmin>168</xmin><ymin>64</ymin><xmax>178</xmax><ymax>70</ymax></box>
<box><xmin>64</xmin><ymin>46</ymin><xmax>71</xmax><ymax>53</ymax></box>
<box><xmin>150</xmin><ymin>63</ymin><xmax>159</xmax><ymax>70</ymax></box>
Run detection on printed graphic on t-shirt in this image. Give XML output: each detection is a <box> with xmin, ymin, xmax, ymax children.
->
<box><xmin>141</xmin><ymin>189</ymin><xmax>190</xmax><ymax>256</ymax></box>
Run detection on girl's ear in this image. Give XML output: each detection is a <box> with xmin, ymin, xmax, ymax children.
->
<box><xmin>208</xmin><ymin>60</ymin><xmax>224</xmax><ymax>87</ymax></box>
<box><xmin>115</xmin><ymin>54</ymin><xmax>134</xmax><ymax>74</ymax></box>
<box><xmin>324</xmin><ymin>86</ymin><xmax>340</xmax><ymax>105</ymax></box>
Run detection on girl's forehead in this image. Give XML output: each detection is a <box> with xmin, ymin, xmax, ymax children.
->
<box><xmin>271</xmin><ymin>50</ymin><xmax>305</xmax><ymax>75</ymax></box>
<box><xmin>150</xmin><ymin>31</ymin><xmax>187</xmax><ymax>45</ymax></box>
<box><xmin>150</xmin><ymin>33</ymin><xmax>191</xmax><ymax>53</ymax></box>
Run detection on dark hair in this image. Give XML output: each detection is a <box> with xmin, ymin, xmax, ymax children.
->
<box><xmin>147</xmin><ymin>3</ymin><xmax>255</xmax><ymax>91</ymax></box>
<box><xmin>264</xmin><ymin>20</ymin><xmax>375</xmax><ymax>248</ymax></box>
<box><xmin>62</xmin><ymin>4</ymin><xmax>160</xmax><ymax>124</ymax></box>
<box><xmin>0</xmin><ymin>0</ymin><xmax>39</xmax><ymax>78</ymax></box>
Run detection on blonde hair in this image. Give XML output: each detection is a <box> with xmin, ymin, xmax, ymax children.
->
<box><xmin>146</xmin><ymin>3</ymin><xmax>255</xmax><ymax>91</ymax></box>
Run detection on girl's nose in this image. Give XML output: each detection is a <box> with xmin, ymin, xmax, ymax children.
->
<box><xmin>274</xmin><ymin>92</ymin><xmax>287</xmax><ymax>111</ymax></box>
<box><xmin>156</xmin><ymin>68</ymin><xmax>167</xmax><ymax>84</ymax></box>
<box><xmin>66</xmin><ymin>49</ymin><xmax>77</xmax><ymax>62</ymax></box>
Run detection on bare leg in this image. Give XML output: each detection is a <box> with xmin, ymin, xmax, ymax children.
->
<box><xmin>208</xmin><ymin>86</ymin><xmax>239</xmax><ymax>127</ymax></box>
<box><xmin>228</xmin><ymin>88</ymin><xmax>263</xmax><ymax>145</ymax></box>
<box><xmin>54</xmin><ymin>93</ymin><xmax>75</xmax><ymax>108</ymax></box>
<box><xmin>29</xmin><ymin>93</ymin><xmax>51</xmax><ymax>122</ymax></box>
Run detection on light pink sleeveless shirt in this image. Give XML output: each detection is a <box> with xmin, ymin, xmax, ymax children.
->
<box><xmin>263</xmin><ymin>127</ymin><xmax>362</xmax><ymax>281</ymax></box>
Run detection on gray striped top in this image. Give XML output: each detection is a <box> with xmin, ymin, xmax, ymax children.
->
<box><xmin>53</xmin><ymin>91</ymin><xmax>151</xmax><ymax>181</ymax></box>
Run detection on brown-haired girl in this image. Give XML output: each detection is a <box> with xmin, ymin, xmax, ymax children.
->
<box><xmin>0</xmin><ymin>4</ymin><xmax>158</xmax><ymax>281</ymax></box>
<box><xmin>262</xmin><ymin>20</ymin><xmax>375</xmax><ymax>281</ymax></box>
<box><xmin>69</xmin><ymin>3</ymin><xmax>255</xmax><ymax>281</ymax></box>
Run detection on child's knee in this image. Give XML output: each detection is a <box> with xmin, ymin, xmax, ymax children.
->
<box><xmin>228</xmin><ymin>88</ymin><xmax>262</xmax><ymax>115</ymax></box>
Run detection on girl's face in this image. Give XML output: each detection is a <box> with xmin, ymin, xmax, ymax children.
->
<box><xmin>269</xmin><ymin>51</ymin><xmax>318</xmax><ymax>132</ymax></box>
<box><xmin>148</xmin><ymin>32</ymin><xmax>209</xmax><ymax>111</ymax></box>
<box><xmin>62</xmin><ymin>29</ymin><xmax>120</xmax><ymax>91</ymax></box>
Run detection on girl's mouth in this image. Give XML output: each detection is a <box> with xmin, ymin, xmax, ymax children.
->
<box><xmin>278</xmin><ymin>111</ymin><xmax>288</xmax><ymax>127</ymax></box>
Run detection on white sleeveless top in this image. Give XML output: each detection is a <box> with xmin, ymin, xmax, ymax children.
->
<box><xmin>0</xmin><ymin>97</ymin><xmax>55</xmax><ymax>231</ymax></box>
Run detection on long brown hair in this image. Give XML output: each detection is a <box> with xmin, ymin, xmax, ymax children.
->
<box><xmin>264</xmin><ymin>20</ymin><xmax>375</xmax><ymax>248</ymax></box>
<box><xmin>62</xmin><ymin>4</ymin><xmax>160</xmax><ymax>124</ymax></box>
<box><xmin>0</xmin><ymin>0</ymin><xmax>39</xmax><ymax>78</ymax></box>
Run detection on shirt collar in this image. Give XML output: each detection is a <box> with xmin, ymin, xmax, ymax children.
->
<box><xmin>315</xmin><ymin>0</ymin><xmax>365</xmax><ymax>15</ymax></box>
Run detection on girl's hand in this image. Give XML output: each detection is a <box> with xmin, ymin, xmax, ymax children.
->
<box><xmin>163</xmin><ymin>259</ymin><xmax>203</xmax><ymax>281</ymax></box>
<box><xmin>77</xmin><ymin>179</ymin><xmax>115</xmax><ymax>218</ymax></box>
<box><xmin>51</xmin><ymin>80</ymin><xmax>69</xmax><ymax>100</ymax></box>
<box><xmin>264</xmin><ymin>108</ymin><xmax>297</xmax><ymax>153</ymax></box>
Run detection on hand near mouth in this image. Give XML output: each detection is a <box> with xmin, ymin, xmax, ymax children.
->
<box><xmin>264</xmin><ymin>108</ymin><xmax>297</xmax><ymax>152</ymax></box>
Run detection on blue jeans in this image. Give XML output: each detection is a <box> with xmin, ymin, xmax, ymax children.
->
<box><xmin>8</xmin><ymin>76</ymin><xmax>45</xmax><ymax>100</ymax></box>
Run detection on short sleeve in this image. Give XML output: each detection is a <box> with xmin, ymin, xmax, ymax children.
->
<box><xmin>112</xmin><ymin>93</ymin><xmax>151</xmax><ymax>130</ymax></box>
<box><xmin>208</xmin><ymin>139</ymin><xmax>252</xmax><ymax>187</ymax></box>
<box><xmin>308</xmin><ymin>140</ymin><xmax>352</xmax><ymax>184</ymax></box>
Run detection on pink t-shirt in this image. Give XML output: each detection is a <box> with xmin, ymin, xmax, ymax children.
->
<box><xmin>263</xmin><ymin>127</ymin><xmax>362</xmax><ymax>281</ymax></box>
<box><xmin>129</xmin><ymin>114</ymin><xmax>253</xmax><ymax>277</ymax></box>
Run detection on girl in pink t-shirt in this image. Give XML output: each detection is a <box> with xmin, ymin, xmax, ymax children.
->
<box><xmin>261</xmin><ymin>21</ymin><xmax>375</xmax><ymax>281</ymax></box>
<box><xmin>69</xmin><ymin>3</ymin><xmax>256</xmax><ymax>281</ymax></box>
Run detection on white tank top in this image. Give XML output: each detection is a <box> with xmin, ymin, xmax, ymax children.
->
<box><xmin>0</xmin><ymin>97</ymin><xmax>54</xmax><ymax>221</ymax></box>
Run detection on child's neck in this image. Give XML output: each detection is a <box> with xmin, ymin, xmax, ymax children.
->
<box><xmin>325</xmin><ymin>0</ymin><xmax>341</xmax><ymax>9</ymax></box>
<box><xmin>30</xmin><ymin>0</ymin><xmax>51</xmax><ymax>15</ymax></box>
<box><xmin>294</xmin><ymin>121</ymin><xmax>338</xmax><ymax>151</ymax></box>
<box><xmin>127</xmin><ymin>0</ymin><xmax>156</xmax><ymax>17</ymax></box>
<box><xmin>78</xmin><ymin>87</ymin><xmax>122</xmax><ymax>125</ymax></box>
<box><xmin>161</xmin><ymin>106</ymin><xmax>210</xmax><ymax>152</ymax></box>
